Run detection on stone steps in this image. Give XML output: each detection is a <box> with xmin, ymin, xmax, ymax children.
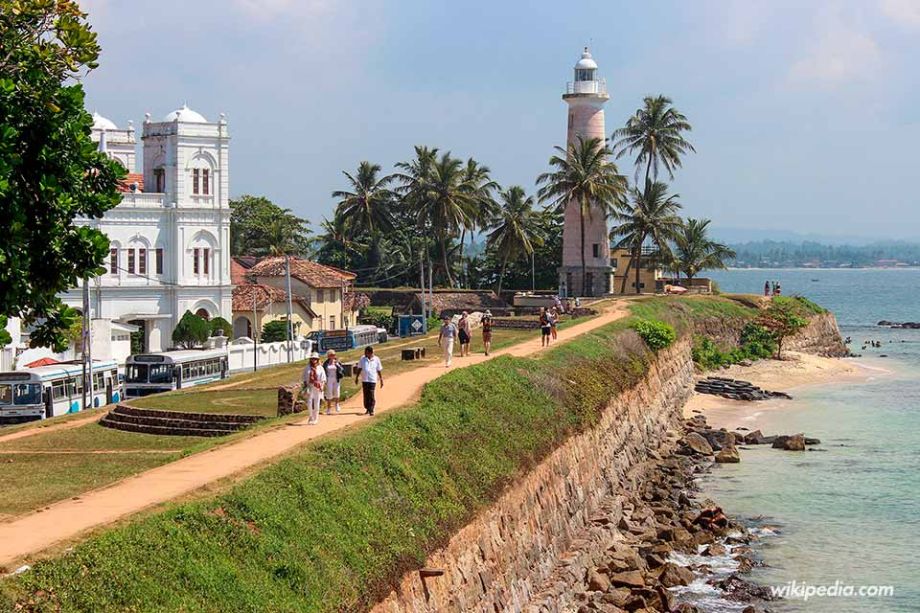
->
<box><xmin>99</xmin><ymin>405</ymin><xmax>264</xmax><ymax>437</ymax></box>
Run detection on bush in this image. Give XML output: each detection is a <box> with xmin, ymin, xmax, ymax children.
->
<box><xmin>172</xmin><ymin>311</ymin><xmax>210</xmax><ymax>349</ymax></box>
<box><xmin>632</xmin><ymin>319</ymin><xmax>676</xmax><ymax>352</ymax></box>
<box><xmin>261</xmin><ymin>320</ymin><xmax>289</xmax><ymax>343</ymax></box>
<box><xmin>739</xmin><ymin>322</ymin><xmax>776</xmax><ymax>359</ymax></box>
<box><xmin>209</xmin><ymin>316</ymin><xmax>232</xmax><ymax>338</ymax></box>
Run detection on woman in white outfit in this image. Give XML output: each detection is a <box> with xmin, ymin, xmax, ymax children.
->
<box><xmin>303</xmin><ymin>352</ymin><xmax>326</xmax><ymax>425</ymax></box>
<box><xmin>323</xmin><ymin>349</ymin><xmax>343</xmax><ymax>414</ymax></box>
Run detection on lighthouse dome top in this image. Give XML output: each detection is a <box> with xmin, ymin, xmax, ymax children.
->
<box><xmin>91</xmin><ymin>111</ymin><xmax>118</xmax><ymax>131</ymax></box>
<box><xmin>163</xmin><ymin>104</ymin><xmax>207</xmax><ymax>123</ymax></box>
<box><xmin>574</xmin><ymin>47</ymin><xmax>598</xmax><ymax>70</ymax></box>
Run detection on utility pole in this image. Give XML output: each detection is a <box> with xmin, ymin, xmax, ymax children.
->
<box><xmin>340</xmin><ymin>277</ymin><xmax>345</xmax><ymax>330</ymax></box>
<box><xmin>81</xmin><ymin>277</ymin><xmax>91</xmax><ymax>411</ymax></box>
<box><xmin>284</xmin><ymin>253</ymin><xmax>294</xmax><ymax>362</ymax></box>
<box><xmin>428</xmin><ymin>255</ymin><xmax>434</xmax><ymax>320</ymax></box>
<box><xmin>532</xmin><ymin>251</ymin><xmax>536</xmax><ymax>293</ymax></box>
<box><xmin>419</xmin><ymin>253</ymin><xmax>426</xmax><ymax>322</ymax></box>
<box><xmin>248</xmin><ymin>273</ymin><xmax>258</xmax><ymax>372</ymax></box>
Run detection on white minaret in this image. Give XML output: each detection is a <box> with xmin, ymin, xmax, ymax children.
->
<box><xmin>558</xmin><ymin>47</ymin><xmax>612</xmax><ymax>297</ymax></box>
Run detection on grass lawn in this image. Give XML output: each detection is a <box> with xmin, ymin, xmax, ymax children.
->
<box><xmin>130</xmin><ymin>388</ymin><xmax>278</xmax><ymax>417</ymax></box>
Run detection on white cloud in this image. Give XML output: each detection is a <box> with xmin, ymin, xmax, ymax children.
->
<box><xmin>880</xmin><ymin>0</ymin><xmax>920</xmax><ymax>27</ymax></box>
<box><xmin>787</xmin><ymin>19</ymin><xmax>882</xmax><ymax>88</ymax></box>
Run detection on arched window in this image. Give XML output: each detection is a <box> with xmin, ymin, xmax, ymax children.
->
<box><xmin>195</xmin><ymin>308</ymin><xmax>211</xmax><ymax>321</ymax></box>
<box><xmin>188</xmin><ymin>154</ymin><xmax>215</xmax><ymax>196</ymax></box>
<box><xmin>187</xmin><ymin>230</ymin><xmax>217</xmax><ymax>280</ymax></box>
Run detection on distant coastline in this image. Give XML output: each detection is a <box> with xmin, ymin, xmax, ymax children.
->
<box><xmin>726</xmin><ymin>266</ymin><xmax>920</xmax><ymax>271</ymax></box>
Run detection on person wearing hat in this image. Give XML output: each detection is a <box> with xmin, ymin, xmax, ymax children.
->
<box><xmin>438</xmin><ymin>314</ymin><xmax>457</xmax><ymax>368</ymax></box>
<box><xmin>458</xmin><ymin>311</ymin><xmax>472</xmax><ymax>357</ymax></box>
<box><xmin>323</xmin><ymin>349</ymin><xmax>344</xmax><ymax>414</ymax></box>
<box><xmin>302</xmin><ymin>352</ymin><xmax>326</xmax><ymax>425</ymax></box>
<box><xmin>481</xmin><ymin>310</ymin><xmax>493</xmax><ymax>356</ymax></box>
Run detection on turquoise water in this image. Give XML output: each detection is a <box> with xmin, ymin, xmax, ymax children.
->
<box><xmin>700</xmin><ymin>270</ymin><xmax>920</xmax><ymax>612</ymax></box>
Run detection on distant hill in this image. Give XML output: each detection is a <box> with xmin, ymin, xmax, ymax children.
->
<box><xmin>727</xmin><ymin>239</ymin><xmax>920</xmax><ymax>268</ymax></box>
<box><xmin>711</xmin><ymin>227</ymin><xmax>886</xmax><ymax>247</ymax></box>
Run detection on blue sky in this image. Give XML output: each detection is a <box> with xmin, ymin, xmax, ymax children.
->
<box><xmin>81</xmin><ymin>0</ymin><xmax>920</xmax><ymax>240</ymax></box>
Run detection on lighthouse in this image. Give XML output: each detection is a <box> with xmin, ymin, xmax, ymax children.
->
<box><xmin>558</xmin><ymin>47</ymin><xmax>612</xmax><ymax>297</ymax></box>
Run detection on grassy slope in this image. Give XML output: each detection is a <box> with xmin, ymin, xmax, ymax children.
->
<box><xmin>0</xmin><ymin>297</ymin><xmax>765</xmax><ymax>612</ymax></box>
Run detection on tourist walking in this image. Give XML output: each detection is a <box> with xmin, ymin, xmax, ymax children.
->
<box><xmin>549</xmin><ymin>307</ymin><xmax>559</xmax><ymax>341</ymax></box>
<box><xmin>458</xmin><ymin>311</ymin><xmax>472</xmax><ymax>357</ymax></box>
<box><xmin>353</xmin><ymin>346</ymin><xmax>383</xmax><ymax>416</ymax></box>
<box><xmin>540</xmin><ymin>307</ymin><xmax>552</xmax><ymax>347</ymax></box>
<box><xmin>302</xmin><ymin>352</ymin><xmax>326</xmax><ymax>425</ymax></box>
<box><xmin>481</xmin><ymin>310</ymin><xmax>493</xmax><ymax>356</ymax></box>
<box><xmin>764</xmin><ymin>280</ymin><xmax>770</xmax><ymax>296</ymax></box>
<box><xmin>774</xmin><ymin>281</ymin><xmax>782</xmax><ymax>296</ymax></box>
<box><xmin>438</xmin><ymin>315</ymin><xmax>457</xmax><ymax>367</ymax></box>
<box><xmin>322</xmin><ymin>349</ymin><xmax>344</xmax><ymax>414</ymax></box>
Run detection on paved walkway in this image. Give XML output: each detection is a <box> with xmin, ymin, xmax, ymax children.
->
<box><xmin>0</xmin><ymin>301</ymin><xmax>629</xmax><ymax>568</ymax></box>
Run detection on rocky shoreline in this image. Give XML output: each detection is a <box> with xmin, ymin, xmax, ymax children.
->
<box><xmin>545</xmin><ymin>415</ymin><xmax>788</xmax><ymax>613</ymax></box>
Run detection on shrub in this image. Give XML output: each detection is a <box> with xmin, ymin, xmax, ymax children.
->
<box><xmin>209</xmin><ymin>316</ymin><xmax>232</xmax><ymax>338</ymax></box>
<box><xmin>739</xmin><ymin>322</ymin><xmax>776</xmax><ymax>359</ymax></box>
<box><xmin>172</xmin><ymin>311</ymin><xmax>210</xmax><ymax>349</ymax></box>
<box><xmin>632</xmin><ymin>319</ymin><xmax>677</xmax><ymax>352</ymax></box>
<box><xmin>261</xmin><ymin>320</ymin><xmax>289</xmax><ymax>343</ymax></box>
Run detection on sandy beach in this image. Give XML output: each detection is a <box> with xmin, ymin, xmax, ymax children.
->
<box><xmin>683</xmin><ymin>352</ymin><xmax>890</xmax><ymax>430</ymax></box>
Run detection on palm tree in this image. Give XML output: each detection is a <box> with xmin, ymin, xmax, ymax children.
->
<box><xmin>332</xmin><ymin>161</ymin><xmax>395</xmax><ymax>279</ymax></box>
<box><xmin>415</xmin><ymin>152</ymin><xmax>474</xmax><ymax>288</ymax></box>
<box><xmin>611</xmin><ymin>95</ymin><xmax>695</xmax><ymax>185</ymax></box>
<box><xmin>486</xmin><ymin>186</ymin><xmax>544</xmax><ymax>295</ymax></box>
<box><xmin>670</xmin><ymin>218</ymin><xmax>735</xmax><ymax>283</ymax></box>
<box><xmin>610</xmin><ymin>180</ymin><xmax>684</xmax><ymax>294</ymax></box>
<box><xmin>536</xmin><ymin>136</ymin><xmax>628</xmax><ymax>295</ymax></box>
<box><xmin>458</xmin><ymin>158</ymin><xmax>498</xmax><ymax>287</ymax></box>
<box><xmin>264</xmin><ymin>211</ymin><xmax>302</xmax><ymax>361</ymax></box>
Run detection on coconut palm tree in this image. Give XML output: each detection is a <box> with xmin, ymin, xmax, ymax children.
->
<box><xmin>458</xmin><ymin>158</ymin><xmax>498</xmax><ymax>287</ymax></box>
<box><xmin>332</xmin><ymin>161</ymin><xmax>395</xmax><ymax>279</ymax></box>
<box><xmin>610</xmin><ymin>180</ymin><xmax>684</xmax><ymax>294</ymax></box>
<box><xmin>670</xmin><ymin>218</ymin><xmax>735</xmax><ymax>283</ymax></box>
<box><xmin>415</xmin><ymin>152</ymin><xmax>474</xmax><ymax>287</ymax></box>
<box><xmin>263</xmin><ymin>211</ymin><xmax>303</xmax><ymax>361</ymax></box>
<box><xmin>486</xmin><ymin>186</ymin><xmax>544</xmax><ymax>295</ymax></box>
<box><xmin>536</xmin><ymin>136</ymin><xmax>628</xmax><ymax>295</ymax></box>
<box><xmin>611</xmin><ymin>95</ymin><xmax>695</xmax><ymax>185</ymax></box>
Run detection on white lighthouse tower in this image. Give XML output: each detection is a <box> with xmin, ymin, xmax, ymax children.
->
<box><xmin>558</xmin><ymin>47</ymin><xmax>612</xmax><ymax>297</ymax></box>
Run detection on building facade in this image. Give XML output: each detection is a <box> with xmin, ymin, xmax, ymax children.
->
<box><xmin>62</xmin><ymin>106</ymin><xmax>233</xmax><ymax>358</ymax></box>
<box><xmin>610</xmin><ymin>247</ymin><xmax>664</xmax><ymax>294</ymax></box>
<box><xmin>558</xmin><ymin>48</ymin><xmax>614</xmax><ymax>298</ymax></box>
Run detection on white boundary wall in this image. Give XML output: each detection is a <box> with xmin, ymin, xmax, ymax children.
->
<box><xmin>227</xmin><ymin>337</ymin><xmax>312</xmax><ymax>374</ymax></box>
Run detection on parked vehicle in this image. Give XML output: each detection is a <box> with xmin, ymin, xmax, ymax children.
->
<box><xmin>0</xmin><ymin>360</ymin><xmax>121</xmax><ymax>423</ymax></box>
<box><xmin>125</xmin><ymin>349</ymin><xmax>228</xmax><ymax>398</ymax></box>
<box><xmin>307</xmin><ymin>325</ymin><xmax>381</xmax><ymax>353</ymax></box>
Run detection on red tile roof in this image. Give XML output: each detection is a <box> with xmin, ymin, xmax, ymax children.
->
<box><xmin>231</xmin><ymin>258</ymin><xmax>252</xmax><ymax>286</ymax></box>
<box><xmin>117</xmin><ymin>173</ymin><xmax>144</xmax><ymax>193</ymax></box>
<box><xmin>231</xmin><ymin>283</ymin><xmax>318</xmax><ymax>318</ymax></box>
<box><xmin>248</xmin><ymin>256</ymin><xmax>356</xmax><ymax>289</ymax></box>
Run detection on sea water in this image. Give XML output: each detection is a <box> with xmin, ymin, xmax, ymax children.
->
<box><xmin>696</xmin><ymin>269</ymin><xmax>920</xmax><ymax>612</ymax></box>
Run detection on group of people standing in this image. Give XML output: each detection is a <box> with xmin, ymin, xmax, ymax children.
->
<box><xmin>438</xmin><ymin>310</ymin><xmax>494</xmax><ymax>368</ymax></box>
<box><xmin>301</xmin><ymin>345</ymin><xmax>384</xmax><ymax>425</ymax></box>
<box><xmin>764</xmin><ymin>280</ymin><xmax>782</xmax><ymax>296</ymax></box>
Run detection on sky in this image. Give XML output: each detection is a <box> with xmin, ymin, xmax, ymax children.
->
<box><xmin>80</xmin><ymin>0</ymin><xmax>920</xmax><ymax>241</ymax></box>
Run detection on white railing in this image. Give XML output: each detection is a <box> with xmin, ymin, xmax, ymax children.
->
<box><xmin>118</xmin><ymin>192</ymin><xmax>165</xmax><ymax>208</ymax></box>
<box><xmin>565</xmin><ymin>78</ymin><xmax>607</xmax><ymax>95</ymax></box>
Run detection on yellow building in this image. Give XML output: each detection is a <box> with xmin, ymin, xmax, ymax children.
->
<box><xmin>230</xmin><ymin>256</ymin><xmax>364</xmax><ymax>339</ymax></box>
<box><xmin>610</xmin><ymin>247</ymin><xmax>664</xmax><ymax>295</ymax></box>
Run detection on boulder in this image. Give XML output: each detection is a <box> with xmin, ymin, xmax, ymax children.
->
<box><xmin>783</xmin><ymin>433</ymin><xmax>806</xmax><ymax>451</ymax></box>
<box><xmin>587</xmin><ymin>568</ymin><xmax>611</xmax><ymax>592</ymax></box>
<box><xmin>658</xmin><ymin>563</ymin><xmax>695</xmax><ymax>588</ymax></box>
<box><xmin>702</xmin><ymin>543</ymin><xmax>727</xmax><ymax>557</ymax></box>
<box><xmin>601</xmin><ymin>588</ymin><xmax>632</xmax><ymax>608</ymax></box>
<box><xmin>715</xmin><ymin>447</ymin><xmax>741</xmax><ymax>463</ymax></box>
<box><xmin>771</xmin><ymin>435</ymin><xmax>789</xmax><ymax>449</ymax></box>
<box><xmin>608</xmin><ymin>570</ymin><xmax>646</xmax><ymax>589</ymax></box>
<box><xmin>804</xmin><ymin>437</ymin><xmax>821</xmax><ymax>445</ymax></box>
<box><xmin>682</xmin><ymin>432</ymin><xmax>714</xmax><ymax>456</ymax></box>
<box><xmin>743</xmin><ymin>430</ymin><xmax>765</xmax><ymax>445</ymax></box>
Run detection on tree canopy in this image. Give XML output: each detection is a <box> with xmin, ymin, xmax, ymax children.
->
<box><xmin>0</xmin><ymin>0</ymin><xmax>124</xmax><ymax>351</ymax></box>
<box><xmin>230</xmin><ymin>195</ymin><xmax>311</xmax><ymax>257</ymax></box>
<box><xmin>171</xmin><ymin>311</ymin><xmax>210</xmax><ymax>349</ymax></box>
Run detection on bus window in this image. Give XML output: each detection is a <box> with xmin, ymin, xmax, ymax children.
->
<box><xmin>126</xmin><ymin>364</ymin><xmax>149</xmax><ymax>383</ymax></box>
<box><xmin>14</xmin><ymin>384</ymin><xmax>41</xmax><ymax>405</ymax></box>
<box><xmin>0</xmin><ymin>384</ymin><xmax>12</xmax><ymax>404</ymax></box>
<box><xmin>52</xmin><ymin>379</ymin><xmax>66</xmax><ymax>399</ymax></box>
<box><xmin>182</xmin><ymin>364</ymin><xmax>190</xmax><ymax>380</ymax></box>
<box><xmin>148</xmin><ymin>364</ymin><xmax>173</xmax><ymax>384</ymax></box>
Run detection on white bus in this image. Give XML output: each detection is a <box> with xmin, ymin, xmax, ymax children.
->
<box><xmin>0</xmin><ymin>360</ymin><xmax>121</xmax><ymax>423</ymax></box>
<box><xmin>125</xmin><ymin>349</ymin><xmax>228</xmax><ymax>398</ymax></box>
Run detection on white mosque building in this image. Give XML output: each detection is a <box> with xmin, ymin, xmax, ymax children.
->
<box><xmin>59</xmin><ymin>105</ymin><xmax>233</xmax><ymax>360</ymax></box>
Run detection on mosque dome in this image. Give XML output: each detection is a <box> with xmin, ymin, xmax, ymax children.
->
<box><xmin>574</xmin><ymin>47</ymin><xmax>598</xmax><ymax>70</ymax></box>
<box><xmin>163</xmin><ymin>104</ymin><xmax>208</xmax><ymax>123</ymax></box>
<box><xmin>91</xmin><ymin>111</ymin><xmax>118</xmax><ymax>130</ymax></box>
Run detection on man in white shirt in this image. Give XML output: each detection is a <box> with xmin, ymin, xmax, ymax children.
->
<box><xmin>354</xmin><ymin>346</ymin><xmax>384</xmax><ymax>416</ymax></box>
<box><xmin>438</xmin><ymin>315</ymin><xmax>457</xmax><ymax>368</ymax></box>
